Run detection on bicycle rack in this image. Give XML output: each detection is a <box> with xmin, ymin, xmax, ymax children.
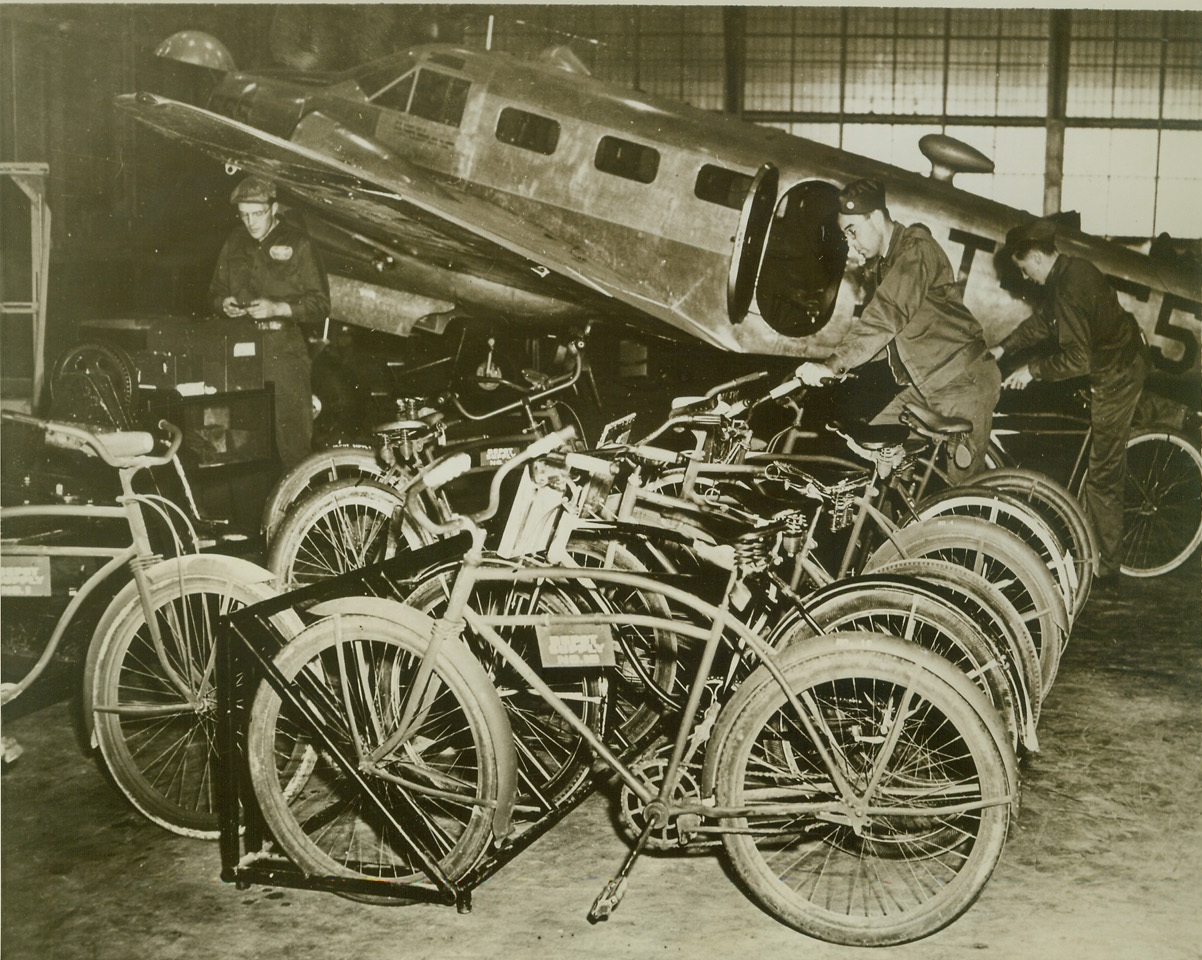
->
<box><xmin>215</xmin><ymin>536</ymin><xmax>602</xmax><ymax>910</ymax></box>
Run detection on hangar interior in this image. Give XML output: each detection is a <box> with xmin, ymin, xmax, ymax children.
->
<box><xmin>1</xmin><ymin>6</ymin><xmax>1201</xmax><ymax>960</ymax></box>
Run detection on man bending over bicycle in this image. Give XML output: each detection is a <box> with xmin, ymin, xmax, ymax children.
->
<box><xmin>795</xmin><ymin>178</ymin><xmax>1001</xmax><ymax>483</ymax></box>
<box><xmin>990</xmin><ymin>217</ymin><xmax>1150</xmax><ymax>588</ymax></box>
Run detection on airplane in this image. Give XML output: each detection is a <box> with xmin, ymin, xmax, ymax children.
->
<box><xmin>117</xmin><ymin>29</ymin><xmax>1202</xmax><ymax>380</ymax></box>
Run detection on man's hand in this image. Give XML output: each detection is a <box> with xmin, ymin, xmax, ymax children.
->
<box><xmin>222</xmin><ymin>296</ymin><xmax>247</xmax><ymax>317</ymax></box>
<box><xmin>243</xmin><ymin>299</ymin><xmax>292</xmax><ymax>320</ymax></box>
<box><xmin>796</xmin><ymin>361</ymin><xmax>838</xmax><ymax>387</ymax></box>
<box><xmin>1001</xmin><ymin>364</ymin><xmax>1034</xmax><ymax>390</ymax></box>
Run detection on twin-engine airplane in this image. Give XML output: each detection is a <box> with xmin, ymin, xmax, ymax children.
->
<box><xmin>119</xmin><ymin>30</ymin><xmax>1201</xmax><ymax>374</ymax></box>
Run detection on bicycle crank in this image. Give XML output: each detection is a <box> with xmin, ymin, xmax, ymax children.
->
<box><xmin>617</xmin><ymin>749</ymin><xmax>703</xmax><ymax>850</ymax></box>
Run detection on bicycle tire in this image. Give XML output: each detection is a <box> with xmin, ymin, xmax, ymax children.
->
<box><xmin>865</xmin><ymin>557</ymin><xmax>1042</xmax><ymax>728</ymax></box>
<box><xmin>50</xmin><ymin>341</ymin><xmax>137</xmax><ymax>408</ymax></box>
<box><xmin>775</xmin><ymin>579</ymin><xmax>1023</xmax><ymax>749</ymax></box>
<box><xmin>246</xmin><ymin>612</ymin><xmax>508</xmax><ymax>892</ymax></box>
<box><xmin>864</xmin><ymin>515</ymin><xmax>1069</xmax><ymax>695</ymax></box>
<box><xmin>709</xmin><ymin>632</ymin><xmax>1014</xmax><ymax>947</ymax></box>
<box><xmin>973</xmin><ymin>467</ymin><xmax>1099</xmax><ymax>607</ymax></box>
<box><xmin>911</xmin><ymin>486</ymin><xmax>1080</xmax><ymax>624</ymax></box>
<box><xmin>402</xmin><ymin>566</ymin><xmax>603</xmax><ymax>813</ymax></box>
<box><xmin>90</xmin><ymin>569</ymin><xmax>302</xmax><ymax>838</ymax></box>
<box><xmin>1120</xmin><ymin>428</ymin><xmax>1202</xmax><ymax>577</ymax></box>
<box><xmin>267</xmin><ymin>477</ymin><xmax>429</xmax><ymax>589</ymax></box>
<box><xmin>261</xmin><ymin>446</ymin><xmax>382</xmax><ymax>541</ymax></box>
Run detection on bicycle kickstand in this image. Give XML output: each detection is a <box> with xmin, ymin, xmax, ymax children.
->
<box><xmin>587</xmin><ymin>818</ymin><xmax>656</xmax><ymax>923</ymax></box>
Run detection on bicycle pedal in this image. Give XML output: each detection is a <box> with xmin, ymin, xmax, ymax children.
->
<box><xmin>587</xmin><ymin>877</ymin><xmax>627</xmax><ymax>923</ymax></box>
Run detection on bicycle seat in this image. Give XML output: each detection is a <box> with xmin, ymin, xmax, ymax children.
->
<box><xmin>830</xmin><ymin>419</ymin><xmax>910</xmax><ymax>450</ymax></box>
<box><xmin>522</xmin><ymin>368</ymin><xmax>551</xmax><ymax>390</ymax></box>
<box><xmin>901</xmin><ymin>403</ymin><xmax>973</xmax><ymax>437</ymax></box>
<box><xmin>45</xmin><ymin>425</ymin><xmax>155</xmax><ymax>461</ymax></box>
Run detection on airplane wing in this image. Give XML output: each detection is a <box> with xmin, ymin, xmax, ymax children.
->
<box><xmin>115</xmin><ymin>93</ymin><xmax>743</xmax><ymax>350</ymax></box>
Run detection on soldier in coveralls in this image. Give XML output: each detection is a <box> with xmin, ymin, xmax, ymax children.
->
<box><xmin>991</xmin><ymin>216</ymin><xmax>1151</xmax><ymax>587</ymax></box>
<box><xmin>796</xmin><ymin>178</ymin><xmax>1001</xmax><ymax>483</ymax></box>
<box><xmin>208</xmin><ymin>176</ymin><xmax>329</xmax><ymax>470</ymax></box>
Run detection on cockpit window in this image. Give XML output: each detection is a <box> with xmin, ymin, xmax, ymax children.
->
<box><xmin>371</xmin><ymin>73</ymin><xmax>415</xmax><ymax>112</ymax></box>
<box><xmin>409</xmin><ymin>70</ymin><xmax>471</xmax><ymax>127</ymax></box>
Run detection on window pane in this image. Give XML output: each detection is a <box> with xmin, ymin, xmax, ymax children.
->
<box><xmin>409</xmin><ymin>71</ymin><xmax>470</xmax><ymax>127</ymax></box>
<box><xmin>595</xmin><ymin>136</ymin><xmax>660</xmax><ymax>183</ymax></box>
<box><xmin>695</xmin><ymin>164</ymin><xmax>753</xmax><ymax>209</ymax></box>
<box><xmin>495</xmin><ymin>107</ymin><xmax>560</xmax><ymax>155</ymax></box>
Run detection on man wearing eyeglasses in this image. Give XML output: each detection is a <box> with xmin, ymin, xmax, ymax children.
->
<box><xmin>208</xmin><ymin>176</ymin><xmax>329</xmax><ymax>469</ymax></box>
<box><xmin>795</xmin><ymin>178</ymin><xmax>1000</xmax><ymax>482</ymax></box>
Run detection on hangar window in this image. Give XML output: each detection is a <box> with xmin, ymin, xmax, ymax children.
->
<box><xmin>695</xmin><ymin>164</ymin><xmax>754</xmax><ymax>209</ymax></box>
<box><xmin>496</xmin><ymin>108</ymin><xmax>561</xmax><ymax>155</ymax></box>
<box><xmin>408</xmin><ymin>70</ymin><xmax>471</xmax><ymax>127</ymax></box>
<box><xmin>595</xmin><ymin>136</ymin><xmax>660</xmax><ymax>183</ymax></box>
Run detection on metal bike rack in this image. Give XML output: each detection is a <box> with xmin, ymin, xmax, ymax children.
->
<box><xmin>215</xmin><ymin>536</ymin><xmax>600</xmax><ymax>909</ymax></box>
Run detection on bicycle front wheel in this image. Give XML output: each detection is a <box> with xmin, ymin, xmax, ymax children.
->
<box><xmin>1121</xmin><ymin>428</ymin><xmax>1202</xmax><ymax>577</ymax></box>
<box><xmin>710</xmin><ymin>633</ymin><xmax>1015</xmax><ymax>947</ymax></box>
<box><xmin>261</xmin><ymin>446</ymin><xmax>382</xmax><ymax>541</ymax></box>
<box><xmin>267</xmin><ymin>477</ymin><xmax>429</xmax><ymax>589</ymax></box>
<box><xmin>246</xmin><ymin>612</ymin><xmax>508</xmax><ymax>891</ymax></box>
<box><xmin>90</xmin><ymin>569</ymin><xmax>301</xmax><ymax>838</ymax></box>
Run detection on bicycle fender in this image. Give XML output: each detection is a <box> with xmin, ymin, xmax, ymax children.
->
<box><xmin>82</xmin><ymin>554</ymin><xmax>286</xmax><ymax>747</ymax></box>
<box><xmin>305</xmin><ymin>596</ymin><xmax>520</xmax><ymax>841</ymax></box>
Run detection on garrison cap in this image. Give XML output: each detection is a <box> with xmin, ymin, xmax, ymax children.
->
<box><xmin>1005</xmin><ymin>217</ymin><xmax>1057</xmax><ymax>249</ymax></box>
<box><xmin>229</xmin><ymin>176</ymin><xmax>276</xmax><ymax>204</ymax></box>
<box><xmin>838</xmin><ymin>179</ymin><xmax>886</xmax><ymax>216</ymax></box>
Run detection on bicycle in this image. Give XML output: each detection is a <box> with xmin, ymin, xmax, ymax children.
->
<box><xmin>0</xmin><ymin>412</ymin><xmax>299</xmax><ymax>836</ymax></box>
<box><xmin>260</xmin><ymin>334</ymin><xmax>590</xmax><ymax>543</ymax></box>
<box><xmin>229</xmin><ymin>429</ymin><xmax>1019</xmax><ymax>946</ymax></box>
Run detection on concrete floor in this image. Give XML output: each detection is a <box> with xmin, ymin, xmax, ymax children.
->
<box><xmin>3</xmin><ymin>560</ymin><xmax>1200</xmax><ymax>960</ymax></box>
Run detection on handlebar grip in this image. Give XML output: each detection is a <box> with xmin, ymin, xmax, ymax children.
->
<box><xmin>421</xmin><ymin>452</ymin><xmax>474</xmax><ymax>492</ymax></box>
<box><xmin>523</xmin><ymin>426</ymin><xmax>577</xmax><ymax>462</ymax></box>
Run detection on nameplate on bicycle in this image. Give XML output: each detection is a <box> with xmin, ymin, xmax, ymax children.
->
<box><xmin>0</xmin><ymin>557</ymin><xmax>52</xmax><ymax>597</ymax></box>
<box><xmin>535</xmin><ymin>623</ymin><xmax>617</xmax><ymax>668</ymax></box>
<box><xmin>597</xmin><ymin>413</ymin><xmax>636</xmax><ymax>447</ymax></box>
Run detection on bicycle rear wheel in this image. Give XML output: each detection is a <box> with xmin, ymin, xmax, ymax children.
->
<box><xmin>710</xmin><ymin>633</ymin><xmax>1015</xmax><ymax>947</ymax></box>
<box><xmin>267</xmin><ymin>477</ymin><xmax>429</xmax><ymax>589</ymax></box>
<box><xmin>866</xmin><ymin>557</ymin><xmax>1041</xmax><ymax>730</ymax></box>
<box><xmin>246</xmin><ymin>612</ymin><xmax>508</xmax><ymax>892</ymax></box>
<box><xmin>865</xmin><ymin>515</ymin><xmax>1069</xmax><ymax>696</ymax></box>
<box><xmin>911</xmin><ymin>486</ymin><xmax>1080</xmax><ymax>625</ymax></box>
<box><xmin>90</xmin><ymin>567</ymin><xmax>302</xmax><ymax>838</ymax></box>
<box><xmin>776</xmin><ymin>578</ymin><xmax>1024</xmax><ymax>749</ymax></box>
<box><xmin>973</xmin><ymin>467</ymin><xmax>1098</xmax><ymax>610</ymax></box>
<box><xmin>1121</xmin><ymin>428</ymin><xmax>1202</xmax><ymax>577</ymax></box>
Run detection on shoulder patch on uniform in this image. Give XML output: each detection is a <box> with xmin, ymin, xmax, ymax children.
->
<box><xmin>269</xmin><ymin>245</ymin><xmax>294</xmax><ymax>261</ymax></box>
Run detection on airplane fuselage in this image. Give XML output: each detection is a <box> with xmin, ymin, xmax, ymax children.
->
<box><xmin>198</xmin><ymin>43</ymin><xmax>1201</xmax><ymax>372</ymax></box>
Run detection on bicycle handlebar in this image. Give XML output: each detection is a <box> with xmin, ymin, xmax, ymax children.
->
<box><xmin>449</xmin><ymin>341</ymin><xmax>583</xmax><ymax>422</ymax></box>
<box><xmin>0</xmin><ymin>412</ymin><xmax>183</xmax><ymax>469</ymax></box>
<box><xmin>406</xmin><ymin>426</ymin><xmax>579</xmax><ymax>537</ymax></box>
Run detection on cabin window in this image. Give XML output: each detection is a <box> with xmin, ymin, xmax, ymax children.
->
<box><xmin>695</xmin><ymin>164</ymin><xmax>754</xmax><ymax>210</ymax></box>
<box><xmin>594</xmin><ymin>136</ymin><xmax>659</xmax><ymax>184</ymax></box>
<box><xmin>371</xmin><ymin>73</ymin><xmax>415</xmax><ymax>112</ymax></box>
<box><xmin>408</xmin><ymin>70</ymin><xmax>471</xmax><ymax>127</ymax></box>
<box><xmin>496</xmin><ymin>108</ymin><xmax>560</xmax><ymax>155</ymax></box>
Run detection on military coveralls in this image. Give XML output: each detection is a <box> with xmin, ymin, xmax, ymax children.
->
<box><xmin>208</xmin><ymin>218</ymin><xmax>329</xmax><ymax>470</ymax></box>
<box><xmin>826</xmin><ymin>222</ymin><xmax>1001</xmax><ymax>483</ymax></box>
<box><xmin>1000</xmin><ymin>254</ymin><xmax>1147</xmax><ymax>577</ymax></box>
